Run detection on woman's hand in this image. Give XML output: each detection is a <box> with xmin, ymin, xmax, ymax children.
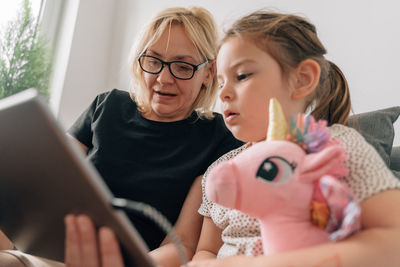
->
<box><xmin>64</xmin><ymin>214</ymin><xmax>124</xmax><ymax>267</ymax></box>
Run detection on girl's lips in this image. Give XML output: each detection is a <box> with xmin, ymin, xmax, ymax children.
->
<box><xmin>224</xmin><ymin>110</ymin><xmax>239</xmax><ymax>124</ymax></box>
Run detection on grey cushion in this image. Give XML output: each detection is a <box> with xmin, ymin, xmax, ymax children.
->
<box><xmin>391</xmin><ymin>146</ymin><xmax>400</xmax><ymax>171</ymax></box>
<box><xmin>391</xmin><ymin>147</ymin><xmax>400</xmax><ymax>179</ymax></box>
<box><xmin>348</xmin><ymin>106</ymin><xmax>400</xmax><ymax>168</ymax></box>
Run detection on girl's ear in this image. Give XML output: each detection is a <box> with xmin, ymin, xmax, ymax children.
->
<box><xmin>291</xmin><ymin>59</ymin><xmax>321</xmax><ymax>99</ymax></box>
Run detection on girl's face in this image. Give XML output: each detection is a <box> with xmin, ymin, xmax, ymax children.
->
<box><xmin>217</xmin><ymin>37</ymin><xmax>296</xmax><ymax>143</ymax></box>
<box><xmin>143</xmin><ymin>24</ymin><xmax>211</xmax><ymax>122</ymax></box>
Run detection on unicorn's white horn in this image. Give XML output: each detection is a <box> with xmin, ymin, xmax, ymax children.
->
<box><xmin>266</xmin><ymin>98</ymin><xmax>288</xmax><ymax>141</ymax></box>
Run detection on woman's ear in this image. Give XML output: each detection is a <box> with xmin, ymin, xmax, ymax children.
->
<box><xmin>291</xmin><ymin>59</ymin><xmax>321</xmax><ymax>99</ymax></box>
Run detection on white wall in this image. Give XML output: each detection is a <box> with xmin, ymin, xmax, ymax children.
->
<box><xmin>49</xmin><ymin>0</ymin><xmax>116</xmax><ymax>127</ymax></box>
<box><xmin>53</xmin><ymin>0</ymin><xmax>400</xmax><ymax>145</ymax></box>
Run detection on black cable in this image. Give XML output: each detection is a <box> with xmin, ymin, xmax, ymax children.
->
<box><xmin>111</xmin><ymin>198</ymin><xmax>188</xmax><ymax>266</ymax></box>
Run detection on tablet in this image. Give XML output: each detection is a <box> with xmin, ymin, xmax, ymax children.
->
<box><xmin>0</xmin><ymin>89</ymin><xmax>157</xmax><ymax>266</ymax></box>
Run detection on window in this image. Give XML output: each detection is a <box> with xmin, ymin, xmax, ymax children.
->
<box><xmin>0</xmin><ymin>0</ymin><xmax>52</xmax><ymax>100</ymax></box>
<box><xmin>0</xmin><ymin>1</ymin><xmax>42</xmax><ymax>28</ymax></box>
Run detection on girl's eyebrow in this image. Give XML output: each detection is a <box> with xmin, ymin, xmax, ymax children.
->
<box><xmin>217</xmin><ymin>59</ymin><xmax>256</xmax><ymax>76</ymax></box>
<box><xmin>232</xmin><ymin>59</ymin><xmax>256</xmax><ymax>68</ymax></box>
<box><xmin>217</xmin><ymin>59</ymin><xmax>257</xmax><ymax>78</ymax></box>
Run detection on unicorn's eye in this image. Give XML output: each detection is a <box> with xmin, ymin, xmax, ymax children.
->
<box><xmin>256</xmin><ymin>156</ymin><xmax>295</xmax><ymax>184</ymax></box>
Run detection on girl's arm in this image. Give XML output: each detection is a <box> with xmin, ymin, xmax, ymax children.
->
<box><xmin>188</xmin><ymin>189</ymin><xmax>400</xmax><ymax>267</ymax></box>
<box><xmin>149</xmin><ymin>175</ymin><xmax>204</xmax><ymax>267</ymax></box>
<box><xmin>0</xmin><ymin>230</ymin><xmax>13</xmax><ymax>250</ymax></box>
<box><xmin>191</xmin><ymin>216</ymin><xmax>223</xmax><ymax>261</ymax></box>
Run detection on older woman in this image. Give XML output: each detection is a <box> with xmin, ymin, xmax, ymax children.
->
<box><xmin>65</xmin><ymin>5</ymin><xmax>242</xmax><ymax>266</ymax></box>
<box><xmin>1</xmin><ymin>6</ymin><xmax>242</xmax><ymax>267</ymax></box>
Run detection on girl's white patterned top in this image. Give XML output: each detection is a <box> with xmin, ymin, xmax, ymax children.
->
<box><xmin>199</xmin><ymin>124</ymin><xmax>400</xmax><ymax>258</ymax></box>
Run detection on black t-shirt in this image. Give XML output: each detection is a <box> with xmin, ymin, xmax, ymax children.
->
<box><xmin>68</xmin><ymin>89</ymin><xmax>243</xmax><ymax>249</ymax></box>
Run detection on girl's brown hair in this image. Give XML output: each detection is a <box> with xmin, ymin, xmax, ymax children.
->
<box><xmin>223</xmin><ymin>10</ymin><xmax>351</xmax><ymax>125</ymax></box>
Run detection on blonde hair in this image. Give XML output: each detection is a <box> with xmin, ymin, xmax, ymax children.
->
<box><xmin>223</xmin><ymin>10</ymin><xmax>351</xmax><ymax>125</ymax></box>
<box><xmin>130</xmin><ymin>7</ymin><xmax>218</xmax><ymax>120</ymax></box>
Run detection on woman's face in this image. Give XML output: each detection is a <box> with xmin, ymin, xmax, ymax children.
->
<box><xmin>142</xmin><ymin>24</ymin><xmax>211</xmax><ymax>122</ymax></box>
<box><xmin>217</xmin><ymin>37</ymin><xmax>295</xmax><ymax>143</ymax></box>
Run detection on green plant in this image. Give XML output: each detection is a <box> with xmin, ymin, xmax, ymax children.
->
<box><xmin>0</xmin><ymin>0</ymin><xmax>52</xmax><ymax>100</ymax></box>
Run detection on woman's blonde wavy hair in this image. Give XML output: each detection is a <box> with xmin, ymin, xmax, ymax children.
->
<box><xmin>129</xmin><ymin>7</ymin><xmax>219</xmax><ymax>120</ymax></box>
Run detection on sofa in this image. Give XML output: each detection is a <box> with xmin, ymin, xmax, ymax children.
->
<box><xmin>349</xmin><ymin>106</ymin><xmax>400</xmax><ymax>179</ymax></box>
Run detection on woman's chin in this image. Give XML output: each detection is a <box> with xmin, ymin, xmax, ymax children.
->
<box><xmin>148</xmin><ymin>106</ymin><xmax>186</xmax><ymax>122</ymax></box>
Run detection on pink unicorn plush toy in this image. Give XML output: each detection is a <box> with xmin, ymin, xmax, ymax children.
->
<box><xmin>206</xmin><ymin>98</ymin><xmax>361</xmax><ymax>255</ymax></box>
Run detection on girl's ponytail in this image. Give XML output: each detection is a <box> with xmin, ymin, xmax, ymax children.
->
<box><xmin>311</xmin><ymin>61</ymin><xmax>351</xmax><ymax>126</ymax></box>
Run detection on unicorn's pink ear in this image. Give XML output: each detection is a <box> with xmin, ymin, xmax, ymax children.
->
<box><xmin>298</xmin><ymin>145</ymin><xmax>348</xmax><ymax>183</ymax></box>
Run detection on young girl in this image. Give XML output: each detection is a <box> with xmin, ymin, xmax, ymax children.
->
<box><xmin>190</xmin><ymin>10</ymin><xmax>400</xmax><ymax>266</ymax></box>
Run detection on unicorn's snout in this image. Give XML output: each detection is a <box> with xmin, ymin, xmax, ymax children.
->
<box><xmin>205</xmin><ymin>161</ymin><xmax>238</xmax><ymax>209</ymax></box>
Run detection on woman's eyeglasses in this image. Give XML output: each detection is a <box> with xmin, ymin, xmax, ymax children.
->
<box><xmin>138</xmin><ymin>55</ymin><xmax>208</xmax><ymax>80</ymax></box>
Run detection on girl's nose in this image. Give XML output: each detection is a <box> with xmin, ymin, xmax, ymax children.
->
<box><xmin>219</xmin><ymin>82</ymin><xmax>234</xmax><ymax>102</ymax></box>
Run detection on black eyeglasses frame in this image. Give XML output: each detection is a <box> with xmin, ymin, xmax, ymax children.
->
<box><xmin>138</xmin><ymin>54</ymin><xmax>209</xmax><ymax>80</ymax></box>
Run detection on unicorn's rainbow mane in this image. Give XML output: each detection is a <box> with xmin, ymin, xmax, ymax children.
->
<box><xmin>287</xmin><ymin>114</ymin><xmax>331</xmax><ymax>154</ymax></box>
